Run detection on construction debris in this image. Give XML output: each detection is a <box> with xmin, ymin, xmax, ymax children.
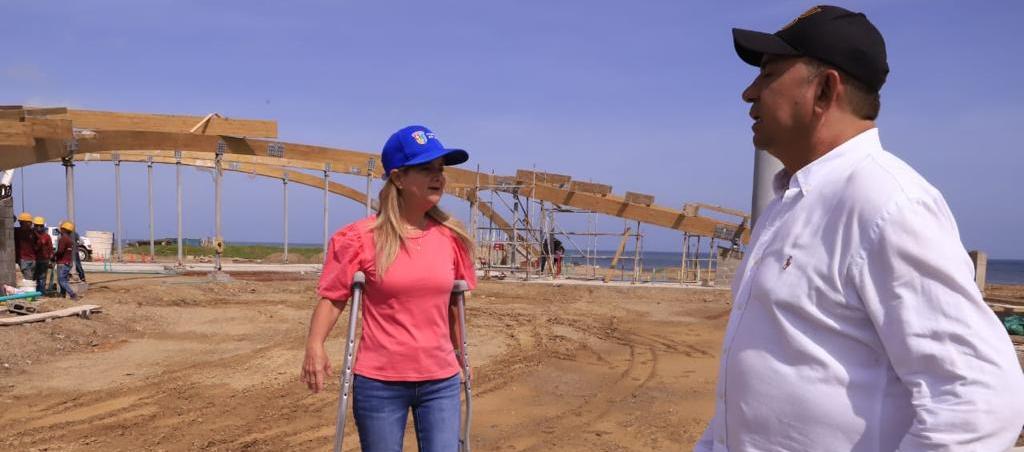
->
<box><xmin>0</xmin><ymin>304</ymin><xmax>101</xmax><ymax>326</ymax></box>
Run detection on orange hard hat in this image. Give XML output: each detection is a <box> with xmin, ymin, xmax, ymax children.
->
<box><xmin>17</xmin><ymin>212</ymin><xmax>32</xmax><ymax>222</ymax></box>
<box><xmin>32</xmin><ymin>216</ymin><xmax>45</xmax><ymax>226</ymax></box>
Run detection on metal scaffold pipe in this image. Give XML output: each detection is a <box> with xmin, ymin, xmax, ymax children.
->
<box><xmin>176</xmin><ymin>151</ymin><xmax>183</xmax><ymax>267</ymax></box>
<box><xmin>63</xmin><ymin>139</ymin><xmax>76</xmax><ymax>223</ymax></box>
<box><xmin>365</xmin><ymin>158</ymin><xmax>375</xmax><ymax>217</ymax></box>
<box><xmin>322</xmin><ymin>167</ymin><xmax>330</xmax><ymax>257</ymax></box>
<box><xmin>148</xmin><ymin>157</ymin><xmax>155</xmax><ymax>259</ymax></box>
<box><xmin>114</xmin><ymin>154</ymin><xmax>122</xmax><ymax>262</ymax></box>
<box><xmin>214</xmin><ymin>141</ymin><xmax>224</xmax><ymax>272</ymax></box>
<box><xmin>283</xmin><ymin>174</ymin><xmax>289</xmax><ymax>264</ymax></box>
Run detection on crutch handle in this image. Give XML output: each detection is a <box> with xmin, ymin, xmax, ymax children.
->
<box><xmin>352</xmin><ymin>271</ymin><xmax>366</xmax><ymax>285</ymax></box>
<box><xmin>453</xmin><ymin>279</ymin><xmax>469</xmax><ymax>293</ymax></box>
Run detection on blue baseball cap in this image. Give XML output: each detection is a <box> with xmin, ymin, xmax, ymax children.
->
<box><xmin>381</xmin><ymin>125</ymin><xmax>469</xmax><ymax>179</ymax></box>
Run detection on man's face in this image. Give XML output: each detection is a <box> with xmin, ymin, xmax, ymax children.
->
<box><xmin>742</xmin><ymin>56</ymin><xmax>817</xmax><ymax>154</ymax></box>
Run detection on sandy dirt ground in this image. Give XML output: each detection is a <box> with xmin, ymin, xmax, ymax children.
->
<box><xmin>1</xmin><ymin>274</ymin><xmax>1020</xmax><ymax>451</ymax></box>
<box><xmin>0</xmin><ymin>273</ymin><xmax>731</xmax><ymax>451</ymax></box>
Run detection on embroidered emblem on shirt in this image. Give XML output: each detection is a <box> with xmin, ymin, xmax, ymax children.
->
<box><xmin>783</xmin><ymin>255</ymin><xmax>792</xmax><ymax>270</ymax></box>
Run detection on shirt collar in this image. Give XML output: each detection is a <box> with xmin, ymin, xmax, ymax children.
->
<box><xmin>772</xmin><ymin>128</ymin><xmax>882</xmax><ymax>197</ymax></box>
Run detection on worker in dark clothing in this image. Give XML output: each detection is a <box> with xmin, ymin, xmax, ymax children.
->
<box><xmin>32</xmin><ymin>216</ymin><xmax>53</xmax><ymax>294</ymax></box>
<box><xmin>69</xmin><ymin>229</ymin><xmax>86</xmax><ymax>281</ymax></box>
<box><xmin>14</xmin><ymin>212</ymin><xmax>37</xmax><ymax>280</ymax></box>
<box><xmin>552</xmin><ymin>238</ymin><xmax>565</xmax><ymax>277</ymax></box>
<box><xmin>54</xmin><ymin>221</ymin><xmax>78</xmax><ymax>300</ymax></box>
<box><xmin>540</xmin><ymin>236</ymin><xmax>565</xmax><ymax>276</ymax></box>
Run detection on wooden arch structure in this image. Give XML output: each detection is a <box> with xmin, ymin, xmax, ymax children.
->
<box><xmin>0</xmin><ymin>106</ymin><xmax>750</xmax><ymax>248</ymax></box>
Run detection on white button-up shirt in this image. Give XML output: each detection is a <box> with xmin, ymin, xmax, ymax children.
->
<box><xmin>696</xmin><ymin>129</ymin><xmax>1024</xmax><ymax>452</ymax></box>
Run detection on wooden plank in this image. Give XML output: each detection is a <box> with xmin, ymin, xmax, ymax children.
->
<box><xmin>519</xmin><ymin>184</ymin><xmax>750</xmax><ymax>244</ymax></box>
<box><xmin>603</xmin><ymin>227</ymin><xmax>632</xmax><ymax>283</ymax></box>
<box><xmin>0</xmin><ymin>304</ymin><xmax>102</xmax><ymax>326</ymax></box>
<box><xmin>569</xmin><ymin>180</ymin><xmax>612</xmax><ymax>196</ymax></box>
<box><xmin>26</xmin><ymin>118</ymin><xmax>73</xmax><ymax>140</ymax></box>
<box><xmin>686</xmin><ymin>202</ymin><xmax>749</xmax><ymax>220</ymax></box>
<box><xmin>624</xmin><ymin>191</ymin><xmax>655</xmax><ymax>206</ymax></box>
<box><xmin>51</xmin><ymin>110</ymin><xmax>277</xmax><ymax>138</ymax></box>
<box><xmin>515</xmin><ymin>169</ymin><xmax>571</xmax><ymax>187</ymax></box>
<box><xmin>0</xmin><ymin>121</ymin><xmax>33</xmax><ymax>147</ymax></box>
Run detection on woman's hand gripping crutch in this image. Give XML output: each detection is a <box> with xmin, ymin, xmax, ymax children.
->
<box><xmin>449</xmin><ymin>280</ymin><xmax>472</xmax><ymax>452</ymax></box>
<box><xmin>332</xmin><ymin>271</ymin><xmax>366</xmax><ymax>452</ymax></box>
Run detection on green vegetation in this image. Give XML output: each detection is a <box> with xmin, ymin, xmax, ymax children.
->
<box><xmin>120</xmin><ymin>243</ymin><xmax>322</xmax><ymax>260</ymax></box>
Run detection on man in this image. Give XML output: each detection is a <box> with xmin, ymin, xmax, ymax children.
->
<box><xmin>697</xmin><ymin>5</ymin><xmax>1024</xmax><ymax>451</ymax></box>
<box><xmin>53</xmin><ymin>221</ymin><xmax>78</xmax><ymax>300</ymax></box>
<box><xmin>31</xmin><ymin>216</ymin><xmax>52</xmax><ymax>294</ymax></box>
<box><xmin>70</xmin><ymin>228</ymin><xmax>86</xmax><ymax>282</ymax></box>
<box><xmin>13</xmin><ymin>212</ymin><xmax>36</xmax><ymax>281</ymax></box>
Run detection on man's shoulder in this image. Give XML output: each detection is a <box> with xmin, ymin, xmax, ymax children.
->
<box><xmin>840</xmin><ymin>149</ymin><xmax>944</xmax><ymax>215</ymax></box>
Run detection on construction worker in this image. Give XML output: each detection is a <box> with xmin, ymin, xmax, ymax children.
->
<box><xmin>54</xmin><ymin>221</ymin><xmax>79</xmax><ymax>300</ymax></box>
<box><xmin>32</xmin><ymin>216</ymin><xmax>53</xmax><ymax>294</ymax></box>
<box><xmin>13</xmin><ymin>212</ymin><xmax>37</xmax><ymax>281</ymax></box>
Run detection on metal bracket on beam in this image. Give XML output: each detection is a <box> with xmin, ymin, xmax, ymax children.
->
<box><xmin>112</xmin><ymin>152</ymin><xmax>121</xmax><ymax>164</ymax></box>
<box><xmin>174</xmin><ymin>149</ymin><xmax>182</xmax><ymax>162</ymax></box>
<box><xmin>323</xmin><ymin>162</ymin><xmax>332</xmax><ymax>173</ymax></box>
<box><xmin>367</xmin><ymin>158</ymin><xmax>376</xmax><ymax>176</ymax></box>
<box><xmin>216</xmin><ymin>140</ymin><xmax>226</xmax><ymax>157</ymax></box>
<box><xmin>228</xmin><ymin>162</ymin><xmax>241</xmax><ymax>171</ymax></box>
<box><xmin>64</xmin><ymin>138</ymin><xmax>78</xmax><ymax>157</ymax></box>
<box><xmin>267</xmin><ymin>142</ymin><xmax>285</xmax><ymax>158</ymax></box>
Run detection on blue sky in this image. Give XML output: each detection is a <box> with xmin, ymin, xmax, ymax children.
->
<box><xmin>2</xmin><ymin>1</ymin><xmax>1022</xmax><ymax>258</ymax></box>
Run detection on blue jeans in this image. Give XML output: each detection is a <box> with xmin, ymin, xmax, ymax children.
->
<box><xmin>18</xmin><ymin>260</ymin><xmax>35</xmax><ymax>281</ymax></box>
<box><xmin>353</xmin><ymin>373</ymin><xmax>461</xmax><ymax>452</ymax></box>
<box><xmin>57</xmin><ymin>264</ymin><xmax>76</xmax><ymax>299</ymax></box>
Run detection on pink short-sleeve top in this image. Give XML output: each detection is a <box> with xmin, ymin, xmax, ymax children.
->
<box><xmin>317</xmin><ymin>216</ymin><xmax>477</xmax><ymax>381</ymax></box>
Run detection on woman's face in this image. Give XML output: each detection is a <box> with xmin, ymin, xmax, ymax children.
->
<box><xmin>393</xmin><ymin>157</ymin><xmax>446</xmax><ymax>211</ymax></box>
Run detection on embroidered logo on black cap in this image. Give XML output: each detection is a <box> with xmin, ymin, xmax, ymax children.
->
<box><xmin>781</xmin><ymin>5</ymin><xmax>823</xmax><ymax>31</ymax></box>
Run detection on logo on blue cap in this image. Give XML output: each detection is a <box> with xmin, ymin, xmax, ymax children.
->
<box><xmin>412</xmin><ymin>130</ymin><xmax>429</xmax><ymax>145</ymax></box>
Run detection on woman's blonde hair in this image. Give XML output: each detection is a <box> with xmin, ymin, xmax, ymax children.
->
<box><xmin>372</xmin><ymin>175</ymin><xmax>475</xmax><ymax>276</ymax></box>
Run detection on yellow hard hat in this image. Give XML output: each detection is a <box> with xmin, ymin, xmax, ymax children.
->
<box><xmin>60</xmin><ymin>221</ymin><xmax>75</xmax><ymax>232</ymax></box>
<box><xmin>17</xmin><ymin>212</ymin><xmax>32</xmax><ymax>222</ymax></box>
<box><xmin>32</xmin><ymin>216</ymin><xmax>45</xmax><ymax>226</ymax></box>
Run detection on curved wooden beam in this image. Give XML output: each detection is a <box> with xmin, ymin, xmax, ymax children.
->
<box><xmin>67</xmin><ymin>151</ymin><xmax>535</xmax><ymax>254</ymax></box>
<box><xmin>73</xmin><ymin>152</ymin><xmax>373</xmax><ymax>207</ymax></box>
<box><xmin>73</xmin><ymin>130</ymin><xmax>748</xmax><ymax>243</ymax></box>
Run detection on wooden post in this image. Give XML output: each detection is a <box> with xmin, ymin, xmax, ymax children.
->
<box><xmin>969</xmin><ymin>250</ymin><xmax>988</xmax><ymax>294</ymax></box>
<box><xmin>603</xmin><ymin>227</ymin><xmax>632</xmax><ymax>283</ymax></box>
<box><xmin>0</xmin><ymin>196</ymin><xmax>14</xmax><ymax>287</ymax></box>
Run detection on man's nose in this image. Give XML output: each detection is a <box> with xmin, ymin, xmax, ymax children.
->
<box><xmin>742</xmin><ymin>81</ymin><xmax>758</xmax><ymax>104</ymax></box>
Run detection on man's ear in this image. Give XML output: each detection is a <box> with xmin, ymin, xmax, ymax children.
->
<box><xmin>814</xmin><ymin>69</ymin><xmax>841</xmax><ymax>115</ymax></box>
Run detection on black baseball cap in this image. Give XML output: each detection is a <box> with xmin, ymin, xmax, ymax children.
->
<box><xmin>732</xmin><ymin>5</ymin><xmax>888</xmax><ymax>92</ymax></box>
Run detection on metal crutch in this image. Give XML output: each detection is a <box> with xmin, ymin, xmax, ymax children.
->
<box><xmin>334</xmin><ymin>271</ymin><xmax>366</xmax><ymax>452</ymax></box>
<box><xmin>450</xmin><ymin>280</ymin><xmax>472</xmax><ymax>452</ymax></box>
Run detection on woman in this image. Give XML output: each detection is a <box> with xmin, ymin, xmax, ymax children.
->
<box><xmin>302</xmin><ymin>125</ymin><xmax>476</xmax><ymax>452</ymax></box>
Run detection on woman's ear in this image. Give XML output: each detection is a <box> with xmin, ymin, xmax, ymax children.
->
<box><xmin>389</xmin><ymin>169</ymin><xmax>403</xmax><ymax>190</ymax></box>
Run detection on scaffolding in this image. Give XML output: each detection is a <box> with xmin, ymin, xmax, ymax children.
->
<box><xmin>466</xmin><ymin>167</ymin><xmax>747</xmax><ymax>286</ymax></box>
